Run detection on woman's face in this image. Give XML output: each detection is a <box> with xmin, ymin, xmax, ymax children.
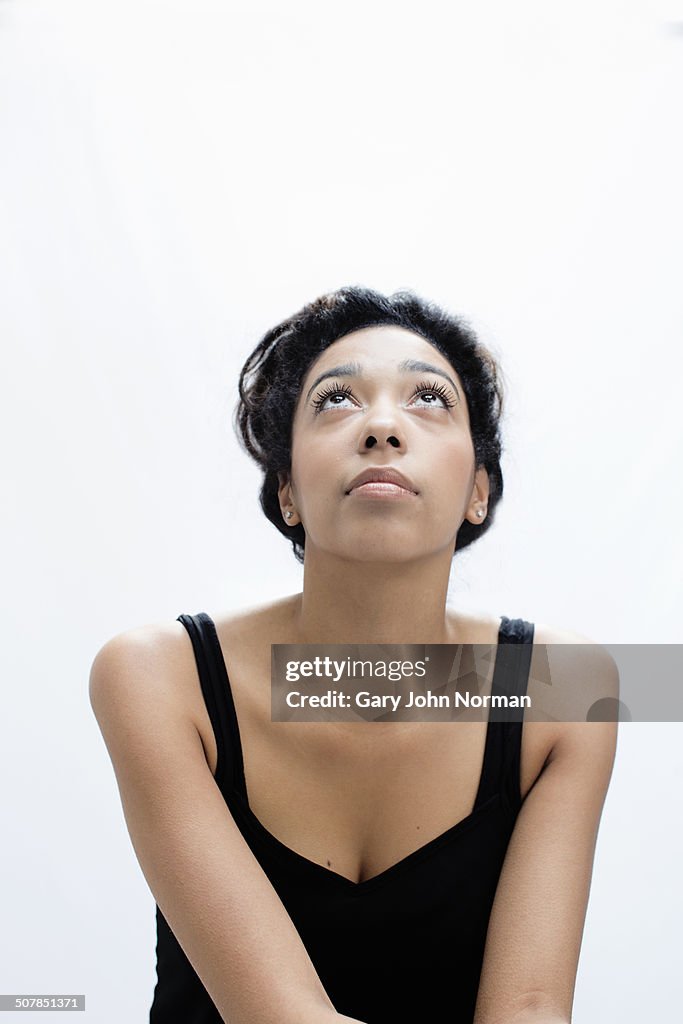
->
<box><xmin>278</xmin><ymin>325</ymin><xmax>490</xmax><ymax>563</ymax></box>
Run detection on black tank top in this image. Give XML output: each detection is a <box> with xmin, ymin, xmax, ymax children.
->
<box><xmin>150</xmin><ymin>612</ymin><xmax>535</xmax><ymax>1024</ymax></box>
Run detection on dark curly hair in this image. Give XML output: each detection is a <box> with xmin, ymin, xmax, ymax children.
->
<box><xmin>234</xmin><ymin>284</ymin><xmax>505</xmax><ymax>564</ymax></box>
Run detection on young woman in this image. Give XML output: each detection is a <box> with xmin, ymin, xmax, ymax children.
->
<box><xmin>90</xmin><ymin>285</ymin><xmax>618</xmax><ymax>1024</ymax></box>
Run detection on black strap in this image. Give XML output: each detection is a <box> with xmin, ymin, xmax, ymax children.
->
<box><xmin>177</xmin><ymin>612</ymin><xmax>248</xmax><ymax>799</ymax></box>
<box><xmin>472</xmin><ymin>615</ymin><xmax>535</xmax><ymax>810</ymax></box>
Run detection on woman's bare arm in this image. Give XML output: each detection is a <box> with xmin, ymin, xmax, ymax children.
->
<box><xmin>89</xmin><ymin>626</ymin><xmax>366</xmax><ymax>1024</ymax></box>
<box><xmin>472</xmin><ymin>636</ymin><xmax>619</xmax><ymax>1024</ymax></box>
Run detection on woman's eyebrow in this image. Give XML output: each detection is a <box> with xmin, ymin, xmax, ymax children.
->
<box><xmin>303</xmin><ymin>359</ymin><xmax>460</xmax><ymax>404</ymax></box>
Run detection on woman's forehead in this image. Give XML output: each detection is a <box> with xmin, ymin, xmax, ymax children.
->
<box><xmin>302</xmin><ymin>325</ymin><xmax>460</xmax><ymax>384</ymax></box>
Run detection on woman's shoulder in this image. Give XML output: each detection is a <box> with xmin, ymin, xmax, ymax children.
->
<box><xmin>92</xmin><ymin>596</ymin><xmax>298</xmax><ymax>707</ymax></box>
<box><xmin>520</xmin><ymin>619</ymin><xmax>621</xmax><ymax>749</ymax></box>
<box><xmin>89</xmin><ymin>616</ymin><xmax>202</xmax><ymax>724</ymax></box>
<box><xmin>455</xmin><ymin>609</ymin><xmax>619</xmax><ymax>714</ymax></box>
<box><xmin>531</xmin><ymin>621</ymin><xmax>620</xmax><ymax>695</ymax></box>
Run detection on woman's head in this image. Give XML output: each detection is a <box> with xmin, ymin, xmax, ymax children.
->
<box><xmin>234</xmin><ymin>285</ymin><xmax>505</xmax><ymax>565</ymax></box>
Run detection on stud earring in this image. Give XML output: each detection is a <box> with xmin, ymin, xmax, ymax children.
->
<box><xmin>476</xmin><ymin>508</ymin><xmax>485</xmax><ymax>518</ymax></box>
<box><xmin>285</xmin><ymin>511</ymin><xmax>293</xmax><ymax>520</ymax></box>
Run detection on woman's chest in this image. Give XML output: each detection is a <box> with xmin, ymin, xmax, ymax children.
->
<box><xmin>189</xmin><ymin>623</ymin><xmax>552</xmax><ymax>886</ymax></box>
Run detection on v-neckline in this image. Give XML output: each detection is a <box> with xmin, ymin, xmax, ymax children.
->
<box><xmin>204</xmin><ymin>614</ymin><xmax>510</xmax><ymax>894</ymax></box>
<box><xmin>230</xmin><ymin>785</ymin><xmax>502</xmax><ymax>895</ymax></box>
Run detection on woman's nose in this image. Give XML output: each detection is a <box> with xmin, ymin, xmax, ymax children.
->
<box><xmin>356</xmin><ymin>392</ymin><xmax>408</xmax><ymax>450</ymax></box>
<box><xmin>364</xmin><ymin>433</ymin><xmax>401</xmax><ymax>449</ymax></box>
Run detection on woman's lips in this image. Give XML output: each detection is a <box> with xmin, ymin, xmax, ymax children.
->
<box><xmin>349</xmin><ymin>481</ymin><xmax>418</xmax><ymax>498</ymax></box>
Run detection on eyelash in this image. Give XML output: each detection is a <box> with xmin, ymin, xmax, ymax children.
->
<box><xmin>311</xmin><ymin>379</ymin><xmax>457</xmax><ymax>413</ymax></box>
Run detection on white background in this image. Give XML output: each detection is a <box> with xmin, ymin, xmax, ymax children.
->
<box><xmin>1</xmin><ymin>0</ymin><xmax>682</xmax><ymax>1020</ymax></box>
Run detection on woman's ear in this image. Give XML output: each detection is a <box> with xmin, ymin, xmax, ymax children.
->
<box><xmin>277</xmin><ymin>469</ymin><xmax>292</xmax><ymax>507</ymax></box>
<box><xmin>473</xmin><ymin>466</ymin><xmax>490</xmax><ymax>506</ymax></box>
<box><xmin>465</xmin><ymin>466</ymin><xmax>490</xmax><ymax>524</ymax></box>
<box><xmin>277</xmin><ymin>469</ymin><xmax>299</xmax><ymax>526</ymax></box>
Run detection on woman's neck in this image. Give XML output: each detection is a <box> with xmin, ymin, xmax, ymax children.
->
<box><xmin>289</xmin><ymin>548</ymin><xmax>459</xmax><ymax>645</ymax></box>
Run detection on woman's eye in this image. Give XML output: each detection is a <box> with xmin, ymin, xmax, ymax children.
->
<box><xmin>411</xmin><ymin>380</ymin><xmax>457</xmax><ymax>409</ymax></box>
<box><xmin>311</xmin><ymin>384</ymin><xmax>355</xmax><ymax>413</ymax></box>
<box><xmin>412</xmin><ymin>389</ymin><xmax>449</xmax><ymax>408</ymax></box>
<box><xmin>321</xmin><ymin>393</ymin><xmax>353</xmax><ymax>411</ymax></box>
<box><xmin>311</xmin><ymin>380</ymin><xmax>456</xmax><ymax>414</ymax></box>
